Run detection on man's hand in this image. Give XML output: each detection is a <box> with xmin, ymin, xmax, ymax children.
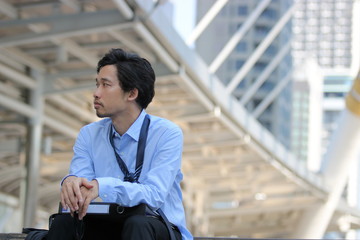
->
<box><xmin>60</xmin><ymin>176</ymin><xmax>93</xmax><ymax>214</ymax></box>
<box><xmin>78</xmin><ymin>179</ymin><xmax>99</xmax><ymax>220</ymax></box>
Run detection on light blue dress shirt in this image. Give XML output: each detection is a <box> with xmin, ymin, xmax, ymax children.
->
<box><xmin>67</xmin><ymin>110</ymin><xmax>193</xmax><ymax>239</ymax></box>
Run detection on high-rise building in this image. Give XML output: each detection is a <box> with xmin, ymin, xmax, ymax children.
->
<box><xmin>292</xmin><ymin>0</ymin><xmax>354</xmax><ymax>69</ymax></box>
<box><xmin>292</xmin><ymin>0</ymin><xmax>356</xmax><ymax>127</ymax></box>
<box><xmin>291</xmin><ymin>58</ymin><xmax>323</xmax><ymax>172</ymax></box>
<box><xmin>292</xmin><ymin>1</ymin><xmax>360</xmax><ymax>238</ymax></box>
<box><xmin>292</xmin><ymin>0</ymin><xmax>358</xmax><ymax>160</ymax></box>
<box><xmin>195</xmin><ymin>0</ymin><xmax>294</xmax><ymax>149</ymax></box>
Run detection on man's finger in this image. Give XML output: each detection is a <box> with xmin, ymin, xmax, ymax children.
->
<box><xmin>79</xmin><ymin>197</ymin><xmax>91</xmax><ymax>220</ymax></box>
<box><xmin>67</xmin><ymin>184</ymin><xmax>79</xmax><ymax>211</ymax></box>
<box><xmin>72</xmin><ymin>180</ymin><xmax>84</xmax><ymax>206</ymax></box>
<box><xmin>61</xmin><ymin>185</ymin><xmax>74</xmax><ymax>211</ymax></box>
<box><xmin>81</xmin><ymin>179</ymin><xmax>94</xmax><ymax>189</ymax></box>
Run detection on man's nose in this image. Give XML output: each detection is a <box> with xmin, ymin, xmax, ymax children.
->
<box><xmin>93</xmin><ymin>87</ymin><xmax>100</xmax><ymax>98</ymax></box>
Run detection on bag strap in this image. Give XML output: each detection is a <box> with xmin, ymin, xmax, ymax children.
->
<box><xmin>157</xmin><ymin>208</ymin><xmax>177</xmax><ymax>240</ymax></box>
<box><xmin>109</xmin><ymin>114</ymin><xmax>150</xmax><ymax>182</ymax></box>
<box><xmin>134</xmin><ymin>114</ymin><xmax>150</xmax><ymax>182</ymax></box>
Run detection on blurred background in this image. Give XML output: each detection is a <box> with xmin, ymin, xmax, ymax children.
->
<box><xmin>0</xmin><ymin>0</ymin><xmax>360</xmax><ymax>238</ymax></box>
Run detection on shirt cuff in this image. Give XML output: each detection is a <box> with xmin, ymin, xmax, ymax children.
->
<box><xmin>96</xmin><ymin>177</ymin><xmax>117</xmax><ymax>201</ymax></box>
<box><xmin>60</xmin><ymin>174</ymin><xmax>77</xmax><ymax>186</ymax></box>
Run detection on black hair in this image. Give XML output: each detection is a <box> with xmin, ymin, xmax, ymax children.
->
<box><xmin>97</xmin><ymin>48</ymin><xmax>155</xmax><ymax>109</ymax></box>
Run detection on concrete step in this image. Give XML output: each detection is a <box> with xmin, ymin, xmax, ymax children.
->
<box><xmin>0</xmin><ymin>234</ymin><xmax>27</xmax><ymax>240</ymax></box>
<box><xmin>0</xmin><ymin>233</ymin><xmax>244</xmax><ymax>239</ymax></box>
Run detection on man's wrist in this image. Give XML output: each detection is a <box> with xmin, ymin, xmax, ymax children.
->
<box><xmin>61</xmin><ymin>174</ymin><xmax>77</xmax><ymax>186</ymax></box>
<box><xmin>91</xmin><ymin>179</ymin><xmax>99</xmax><ymax>198</ymax></box>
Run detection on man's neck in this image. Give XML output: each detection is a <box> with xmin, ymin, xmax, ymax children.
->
<box><xmin>111</xmin><ymin>108</ymin><xmax>142</xmax><ymax>136</ymax></box>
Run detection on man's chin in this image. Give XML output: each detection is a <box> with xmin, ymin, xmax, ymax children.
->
<box><xmin>96</xmin><ymin>112</ymin><xmax>108</xmax><ymax>118</ymax></box>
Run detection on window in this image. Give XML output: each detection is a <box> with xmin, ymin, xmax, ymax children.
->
<box><xmin>265</xmin><ymin>45</ymin><xmax>277</xmax><ymax>55</ymax></box>
<box><xmin>254</xmin><ymin>62</ymin><xmax>267</xmax><ymax>71</ymax></box>
<box><xmin>236</xmin><ymin>42</ymin><xmax>247</xmax><ymax>52</ymax></box>
<box><xmin>320</xmin><ymin>41</ymin><xmax>331</xmax><ymax>49</ymax></box>
<box><xmin>255</xmin><ymin>25</ymin><xmax>271</xmax><ymax>36</ymax></box>
<box><xmin>261</xmin><ymin>8</ymin><xmax>277</xmax><ymax>19</ymax></box>
<box><xmin>238</xmin><ymin>6</ymin><xmax>248</xmax><ymax>16</ymax></box>
<box><xmin>235</xmin><ymin>60</ymin><xmax>244</xmax><ymax>69</ymax></box>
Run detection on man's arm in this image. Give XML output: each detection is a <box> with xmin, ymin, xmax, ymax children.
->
<box><xmin>60</xmin><ymin>126</ymin><xmax>96</xmax><ymax>216</ymax></box>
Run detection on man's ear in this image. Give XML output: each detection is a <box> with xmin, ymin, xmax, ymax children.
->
<box><xmin>128</xmin><ymin>88</ymin><xmax>138</xmax><ymax>101</ymax></box>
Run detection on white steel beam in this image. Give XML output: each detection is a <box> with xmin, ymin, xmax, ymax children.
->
<box><xmin>1</xmin><ymin>47</ymin><xmax>46</xmax><ymax>72</ymax></box>
<box><xmin>46</xmin><ymin>68</ymin><xmax>95</xmax><ymax>81</ymax></box>
<box><xmin>52</xmin><ymin>38</ymin><xmax>98</xmax><ymax>67</ymax></box>
<box><xmin>44</xmin><ymin>83</ymin><xmax>95</xmax><ymax>95</ymax></box>
<box><xmin>177</xmin><ymin>71</ymin><xmax>214</xmax><ymax>113</ymax></box>
<box><xmin>22</xmin><ymin>70</ymin><xmax>44</xmax><ymax>227</ymax></box>
<box><xmin>207</xmin><ymin>200</ymin><xmax>317</xmax><ymax>217</ymax></box>
<box><xmin>46</xmin><ymin>95</ymin><xmax>96</xmax><ymax>123</ymax></box>
<box><xmin>186</xmin><ymin>0</ymin><xmax>229</xmax><ymax>46</ymax></box>
<box><xmin>107</xmin><ymin>30</ymin><xmax>156</xmax><ymax>62</ymax></box>
<box><xmin>134</xmin><ymin>22</ymin><xmax>179</xmax><ymax>73</ymax></box>
<box><xmin>113</xmin><ymin>0</ymin><xmax>134</xmax><ymax>19</ymax></box>
<box><xmin>0</xmin><ymin>62</ymin><xmax>36</xmax><ymax>89</ymax></box>
<box><xmin>226</xmin><ymin>3</ymin><xmax>296</xmax><ymax>94</ymax></box>
<box><xmin>240</xmin><ymin>41</ymin><xmax>291</xmax><ymax>105</ymax></box>
<box><xmin>0</xmin><ymin>93</ymin><xmax>35</xmax><ymax>118</ymax></box>
<box><xmin>45</xmin><ymin>105</ymin><xmax>83</xmax><ymax>132</ymax></box>
<box><xmin>43</xmin><ymin>68</ymin><xmax>95</xmax><ymax>95</ymax></box>
<box><xmin>0</xmin><ymin>166</ymin><xmax>24</xmax><ymax>187</ymax></box>
<box><xmin>0</xmin><ymin>81</ymin><xmax>20</xmax><ymax>98</ymax></box>
<box><xmin>209</xmin><ymin>0</ymin><xmax>271</xmax><ymax>73</ymax></box>
<box><xmin>0</xmin><ymin>10</ymin><xmax>133</xmax><ymax>47</ymax></box>
<box><xmin>60</xmin><ymin>0</ymin><xmax>81</xmax><ymax>12</ymax></box>
<box><xmin>0</xmin><ymin>0</ymin><xmax>17</xmax><ymax>18</ymax></box>
<box><xmin>252</xmin><ymin>70</ymin><xmax>292</xmax><ymax>118</ymax></box>
<box><xmin>0</xmin><ymin>92</ymin><xmax>78</xmax><ymax>138</ymax></box>
<box><xmin>43</xmin><ymin>115</ymin><xmax>78</xmax><ymax>139</ymax></box>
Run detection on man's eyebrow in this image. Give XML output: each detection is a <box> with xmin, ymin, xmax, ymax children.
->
<box><xmin>95</xmin><ymin>77</ymin><xmax>112</xmax><ymax>82</ymax></box>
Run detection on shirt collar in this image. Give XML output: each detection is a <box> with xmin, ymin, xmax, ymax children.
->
<box><xmin>112</xmin><ymin>110</ymin><xmax>147</xmax><ymax>142</ymax></box>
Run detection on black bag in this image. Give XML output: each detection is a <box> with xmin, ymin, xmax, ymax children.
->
<box><xmin>55</xmin><ymin>202</ymin><xmax>148</xmax><ymax>240</ymax></box>
<box><xmin>22</xmin><ymin>212</ymin><xmax>61</xmax><ymax>240</ymax></box>
<box><xmin>22</xmin><ymin>228</ymin><xmax>48</xmax><ymax>240</ymax></box>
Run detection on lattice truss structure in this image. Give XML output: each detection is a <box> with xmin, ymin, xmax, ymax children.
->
<box><xmin>0</xmin><ymin>0</ymin><xmax>359</xmax><ymax>238</ymax></box>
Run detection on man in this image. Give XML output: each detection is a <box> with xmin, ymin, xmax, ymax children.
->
<box><xmin>48</xmin><ymin>48</ymin><xmax>192</xmax><ymax>240</ymax></box>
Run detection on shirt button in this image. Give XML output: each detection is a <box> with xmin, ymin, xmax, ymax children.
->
<box><xmin>103</xmin><ymin>194</ymin><xmax>108</xmax><ymax>198</ymax></box>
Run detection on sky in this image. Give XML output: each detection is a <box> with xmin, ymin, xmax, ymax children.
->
<box><xmin>168</xmin><ymin>0</ymin><xmax>196</xmax><ymax>40</ymax></box>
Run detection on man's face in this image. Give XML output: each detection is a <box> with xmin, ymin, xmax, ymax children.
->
<box><xmin>93</xmin><ymin>64</ymin><xmax>129</xmax><ymax>118</ymax></box>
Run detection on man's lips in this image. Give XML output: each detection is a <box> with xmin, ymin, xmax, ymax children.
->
<box><xmin>94</xmin><ymin>102</ymin><xmax>103</xmax><ymax>109</ymax></box>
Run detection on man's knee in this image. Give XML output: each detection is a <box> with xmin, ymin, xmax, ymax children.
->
<box><xmin>123</xmin><ymin>215</ymin><xmax>152</xmax><ymax>230</ymax></box>
<box><xmin>122</xmin><ymin>215</ymin><xmax>160</xmax><ymax>240</ymax></box>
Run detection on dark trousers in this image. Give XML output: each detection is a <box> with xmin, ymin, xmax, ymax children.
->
<box><xmin>47</xmin><ymin>214</ymin><xmax>182</xmax><ymax>240</ymax></box>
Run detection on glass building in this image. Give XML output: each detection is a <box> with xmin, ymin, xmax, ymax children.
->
<box><xmin>195</xmin><ymin>0</ymin><xmax>294</xmax><ymax>149</ymax></box>
<box><xmin>292</xmin><ymin>0</ymin><xmax>357</xmax><ymax>159</ymax></box>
